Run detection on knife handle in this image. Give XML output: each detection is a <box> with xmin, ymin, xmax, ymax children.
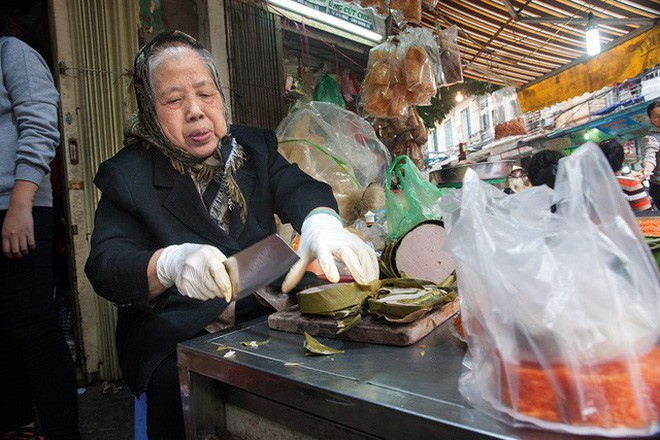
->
<box><xmin>223</xmin><ymin>257</ymin><xmax>241</xmax><ymax>302</ymax></box>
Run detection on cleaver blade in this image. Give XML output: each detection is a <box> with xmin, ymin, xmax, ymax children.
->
<box><xmin>222</xmin><ymin>234</ymin><xmax>299</xmax><ymax>301</ymax></box>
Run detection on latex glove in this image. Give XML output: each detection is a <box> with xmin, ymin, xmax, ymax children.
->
<box><xmin>282</xmin><ymin>212</ymin><xmax>379</xmax><ymax>293</ymax></box>
<box><xmin>156</xmin><ymin>243</ymin><xmax>232</xmax><ymax>301</ymax></box>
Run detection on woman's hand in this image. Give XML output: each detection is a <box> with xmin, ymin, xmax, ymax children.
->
<box><xmin>155</xmin><ymin>243</ymin><xmax>233</xmax><ymax>301</ymax></box>
<box><xmin>2</xmin><ymin>205</ymin><xmax>34</xmax><ymax>259</ymax></box>
<box><xmin>282</xmin><ymin>210</ymin><xmax>379</xmax><ymax>293</ymax></box>
<box><xmin>641</xmin><ymin>162</ymin><xmax>655</xmax><ymax>180</ymax></box>
<box><xmin>2</xmin><ymin>181</ymin><xmax>38</xmax><ymax>259</ymax></box>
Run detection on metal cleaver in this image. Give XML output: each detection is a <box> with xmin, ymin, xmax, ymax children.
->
<box><xmin>223</xmin><ymin>234</ymin><xmax>299</xmax><ymax>301</ymax></box>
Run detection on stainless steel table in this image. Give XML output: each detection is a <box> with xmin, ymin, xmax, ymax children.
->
<box><xmin>177</xmin><ymin>317</ymin><xmax>650</xmax><ymax>440</ymax></box>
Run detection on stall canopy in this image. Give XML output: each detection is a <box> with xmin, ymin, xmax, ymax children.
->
<box><xmin>418</xmin><ymin>0</ymin><xmax>659</xmax><ymax>88</ymax></box>
<box><xmin>517</xmin><ymin>25</ymin><xmax>659</xmax><ymax>111</ymax></box>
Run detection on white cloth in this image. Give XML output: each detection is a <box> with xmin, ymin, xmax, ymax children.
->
<box><xmin>156</xmin><ymin>243</ymin><xmax>232</xmax><ymax>301</ymax></box>
<box><xmin>282</xmin><ymin>212</ymin><xmax>379</xmax><ymax>293</ymax></box>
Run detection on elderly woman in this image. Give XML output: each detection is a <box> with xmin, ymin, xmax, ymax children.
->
<box><xmin>85</xmin><ymin>30</ymin><xmax>378</xmax><ymax>437</ymax></box>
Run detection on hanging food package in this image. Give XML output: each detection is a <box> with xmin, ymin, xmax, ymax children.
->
<box><xmin>357</xmin><ymin>0</ymin><xmax>389</xmax><ymax>17</ymax></box>
<box><xmin>373</xmin><ymin>107</ymin><xmax>428</xmax><ymax>170</ymax></box>
<box><xmin>437</xmin><ymin>25</ymin><xmax>463</xmax><ymax>86</ymax></box>
<box><xmin>363</xmin><ymin>39</ymin><xmax>407</xmax><ymax>118</ymax></box>
<box><xmin>385</xmin><ymin>155</ymin><xmax>452</xmax><ymax>240</ymax></box>
<box><xmin>494</xmin><ymin>117</ymin><xmax>528</xmax><ymax>139</ymax></box>
<box><xmin>398</xmin><ymin>27</ymin><xmax>438</xmax><ymax>106</ymax></box>
<box><xmin>421</xmin><ymin>0</ymin><xmax>438</xmax><ymax>9</ymax></box>
<box><xmin>390</xmin><ymin>0</ymin><xmax>422</xmax><ymax>25</ymax></box>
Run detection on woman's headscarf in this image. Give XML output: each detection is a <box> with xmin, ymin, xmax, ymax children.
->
<box><xmin>124</xmin><ymin>30</ymin><xmax>247</xmax><ymax>223</ymax></box>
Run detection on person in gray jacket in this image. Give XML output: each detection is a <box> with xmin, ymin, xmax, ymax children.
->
<box><xmin>0</xmin><ymin>33</ymin><xmax>80</xmax><ymax>439</ymax></box>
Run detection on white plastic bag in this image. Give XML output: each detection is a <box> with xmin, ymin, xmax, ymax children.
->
<box><xmin>442</xmin><ymin>143</ymin><xmax>660</xmax><ymax>437</ymax></box>
<box><xmin>276</xmin><ymin>101</ymin><xmax>391</xmax><ymax>222</ymax></box>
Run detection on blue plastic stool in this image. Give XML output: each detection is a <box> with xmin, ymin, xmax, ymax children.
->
<box><xmin>134</xmin><ymin>392</ymin><xmax>148</xmax><ymax>439</ymax></box>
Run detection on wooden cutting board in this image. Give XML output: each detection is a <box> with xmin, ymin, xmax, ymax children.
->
<box><xmin>268</xmin><ymin>298</ymin><xmax>460</xmax><ymax>346</ymax></box>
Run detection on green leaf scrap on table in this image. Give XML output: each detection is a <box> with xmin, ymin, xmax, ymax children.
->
<box><xmin>240</xmin><ymin>339</ymin><xmax>270</xmax><ymax>348</ymax></box>
<box><xmin>303</xmin><ymin>332</ymin><xmax>344</xmax><ymax>356</ymax></box>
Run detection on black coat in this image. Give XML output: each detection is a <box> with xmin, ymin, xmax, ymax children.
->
<box><xmin>85</xmin><ymin>125</ymin><xmax>337</xmax><ymax>394</ymax></box>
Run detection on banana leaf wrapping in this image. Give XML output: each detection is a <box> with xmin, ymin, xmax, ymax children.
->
<box><xmin>367</xmin><ymin>277</ymin><xmax>456</xmax><ymax>323</ymax></box>
<box><xmin>297</xmin><ymin>274</ymin><xmax>456</xmax><ymax>332</ymax></box>
<box><xmin>297</xmin><ymin>281</ymin><xmax>380</xmax><ymax>333</ymax></box>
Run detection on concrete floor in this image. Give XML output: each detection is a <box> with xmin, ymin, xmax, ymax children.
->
<box><xmin>78</xmin><ymin>381</ymin><xmax>134</xmax><ymax>440</ymax></box>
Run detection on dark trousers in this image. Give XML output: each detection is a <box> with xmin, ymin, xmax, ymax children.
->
<box><xmin>0</xmin><ymin>208</ymin><xmax>80</xmax><ymax>439</ymax></box>
<box><xmin>649</xmin><ymin>181</ymin><xmax>660</xmax><ymax>209</ymax></box>
<box><xmin>145</xmin><ymin>294</ymin><xmax>271</xmax><ymax>439</ymax></box>
<box><xmin>146</xmin><ymin>351</ymin><xmax>185</xmax><ymax>439</ymax></box>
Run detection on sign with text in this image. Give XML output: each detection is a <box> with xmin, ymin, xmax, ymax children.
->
<box><xmin>296</xmin><ymin>0</ymin><xmax>376</xmax><ymax>31</ymax></box>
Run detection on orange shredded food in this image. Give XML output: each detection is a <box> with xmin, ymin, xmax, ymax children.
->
<box><xmin>500</xmin><ymin>346</ymin><xmax>660</xmax><ymax>429</ymax></box>
<box><xmin>638</xmin><ymin>219</ymin><xmax>660</xmax><ymax>237</ymax></box>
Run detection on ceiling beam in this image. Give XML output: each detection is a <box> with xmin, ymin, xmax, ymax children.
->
<box><xmin>518</xmin><ymin>17</ymin><xmax>657</xmax><ymax>25</ymax></box>
<box><xmin>465</xmin><ymin>0</ymin><xmax>534</xmax><ymax>69</ymax></box>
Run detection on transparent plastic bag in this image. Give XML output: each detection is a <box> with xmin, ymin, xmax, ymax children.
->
<box><xmin>356</xmin><ymin>0</ymin><xmax>389</xmax><ymax>18</ymax></box>
<box><xmin>389</xmin><ymin>0</ymin><xmax>422</xmax><ymax>25</ymax></box>
<box><xmin>491</xmin><ymin>86</ymin><xmax>522</xmax><ymax>124</ymax></box>
<box><xmin>441</xmin><ymin>143</ymin><xmax>660</xmax><ymax>437</ymax></box>
<box><xmin>398</xmin><ymin>27</ymin><xmax>438</xmax><ymax>106</ymax></box>
<box><xmin>437</xmin><ymin>25</ymin><xmax>463</xmax><ymax>86</ymax></box>
<box><xmin>362</xmin><ymin>39</ymin><xmax>408</xmax><ymax>118</ymax></box>
<box><xmin>276</xmin><ymin>101</ymin><xmax>391</xmax><ymax>222</ymax></box>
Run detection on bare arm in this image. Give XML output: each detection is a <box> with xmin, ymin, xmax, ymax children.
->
<box><xmin>147</xmin><ymin>248</ymin><xmax>167</xmax><ymax>300</ymax></box>
<box><xmin>2</xmin><ymin>180</ymin><xmax>38</xmax><ymax>258</ymax></box>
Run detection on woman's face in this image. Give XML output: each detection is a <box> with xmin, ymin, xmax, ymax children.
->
<box><xmin>153</xmin><ymin>48</ymin><xmax>227</xmax><ymax>159</ymax></box>
<box><xmin>650</xmin><ymin>107</ymin><xmax>660</xmax><ymax>129</ymax></box>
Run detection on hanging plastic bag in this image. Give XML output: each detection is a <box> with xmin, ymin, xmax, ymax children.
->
<box><xmin>385</xmin><ymin>155</ymin><xmax>452</xmax><ymax>240</ymax></box>
<box><xmin>437</xmin><ymin>25</ymin><xmax>463</xmax><ymax>86</ymax></box>
<box><xmin>441</xmin><ymin>142</ymin><xmax>660</xmax><ymax>437</ymax></box>
<box><xmin>389</xmin><ymin>0</ymin><xmax>422</xmax><ymax>25</ymax></box>
<box><xmin>357</xmin><ymin>0</ymin><xmax>389</xmax><ymax>18</ymax></box>
<box><xmin>313</xmin><ymin>74</ymin><xmax>346</xmax><ymax>108</ymax></box>
<box><xmin>362</xmin><ymin>39</ymin><xmax>408</xmax><ymax>118</ymax></box>
<box><xmin>398</xmin><ymin>27</ymin><xmax>438</xmax><ymax>106</ymax></box>
<box><xmin>276</xmin><ymin>101</ymin><xmax>391</xmax><ymax>222</ymax></box>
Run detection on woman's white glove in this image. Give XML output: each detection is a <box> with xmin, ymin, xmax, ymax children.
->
<box><xmin>282</xmin><ymin>211</ymin><xmax>379</xmax><ymax>293</ymax></box>
<box><xmin>156</xmin><ymin>243</ymin><xmax>232</xmax><ymax>301</ymax></box>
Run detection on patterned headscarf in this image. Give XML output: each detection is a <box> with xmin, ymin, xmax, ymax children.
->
<box><xmin>124</xmin><ymin>30</ymin><xmax>247</xmax><ymax>223</ymax></box>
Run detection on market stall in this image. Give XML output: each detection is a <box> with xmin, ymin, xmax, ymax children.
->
<box><xmin>177</xmin><ymin>318</ymin><xmax>589</xmax><ymax>440</ymax></box>
<box><xmin>176</xmin><ymin>142</ymin><xmax>660</xmax><ymax>439</ymax></box>
<box><xmin>167</xmin><ymin>2</ymin><xmax>660</xmax><ymax>438</ymax></box>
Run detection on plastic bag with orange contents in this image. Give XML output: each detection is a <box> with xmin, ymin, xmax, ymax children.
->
<box><xmin>398</xmin><ymin>27</ymin><xmax>439</xmax><ymax>106</ymax></box>
<box><xmin>363</xmin><ymin>39</ymin><xmax>408</xmax><ymax>118</ymax></box>
<box><xmin>441</xmin><ymin>142</ymin><xmax>660</xmax><ymax>437</ymax></box>
<box><xmin>390</xmin><ymin>0</ymin><xmax>422</xmax><ymax>25</ymax></box>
